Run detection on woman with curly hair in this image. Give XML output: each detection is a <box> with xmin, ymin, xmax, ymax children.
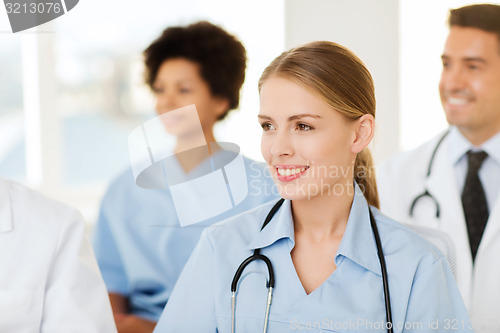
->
<box><xmin>93</xmin><ymin>21</ymin><xmax>276</xmax><ymax>333</ymax></box>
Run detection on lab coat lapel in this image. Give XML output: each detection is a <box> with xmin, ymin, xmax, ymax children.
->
<box><xmin>477</xmin><ymin>189</ymin><xmax>500</xmax><ymax>254</ymax></box>
<box><xmin>425</xmin><ymin>137</ymin><xmax>467</xmax><ymax>236</ymax></box>
<box><xmin>0</xmin><ymin>179</ymin><xmax>13</xmax><ymax>232</ymax></box>
<box><xmin>425</xmin><ymin>137</ymin><xmax>473</xmax><ymax>304</ymax></box>
<box><xmin>471</xmin><ymin>177</ymin><xmax>500</xmax><ymax>325</ymax></box>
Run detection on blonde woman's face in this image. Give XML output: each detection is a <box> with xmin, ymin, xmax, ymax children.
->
<box><xmin>258</xmin><ymin>76</ymin><xmax>357</xmax><ymax>201</ymax></box>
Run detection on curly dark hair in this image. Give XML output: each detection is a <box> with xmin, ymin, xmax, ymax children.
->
<box><xmin>143</xmin><ymin>21</ymin><xmax>246</xmax><ymax>120</ymax></box>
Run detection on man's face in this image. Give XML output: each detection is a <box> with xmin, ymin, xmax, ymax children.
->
<box><xmin>439</xmin><ymin>26</ymin><xmax>500</xmax><ymax>144</ymax></box>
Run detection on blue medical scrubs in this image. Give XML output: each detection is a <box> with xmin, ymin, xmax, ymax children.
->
<box><xmin>92</xmin><ymin>152</ymin><xmax>278</xmax><ymax>322</ymax></box>
<box><xmin>154</xmin><ymin>184</ymin><xmax>473</xmax><ymax>332</ymax></box>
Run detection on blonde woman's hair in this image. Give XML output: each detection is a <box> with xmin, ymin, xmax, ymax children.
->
<box><xmin>259</xmin><ymin>41</ymin><xmax>379</xmax><ymax>208</ymax></box>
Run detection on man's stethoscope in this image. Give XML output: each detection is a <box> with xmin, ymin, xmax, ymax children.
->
<box><xmin>408</xmin><ymin>130</ymin><xmax>450</xmax><ymax>219</ymax></box>
<box><xmin>230</xmin><ymin>198</ymin><xmax>394</xmax><ymax>333</ymax></box>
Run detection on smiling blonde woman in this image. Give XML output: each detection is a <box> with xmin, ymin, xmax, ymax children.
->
<box><xmin>153</xmin><ymin>41</ymin><xmax>473</xmax><ymax>333</ymax></box>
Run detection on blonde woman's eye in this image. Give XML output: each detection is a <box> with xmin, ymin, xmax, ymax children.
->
<box><xmin>297</xmin><ymin>123</ymin><xmax>313</xmax><ymax>131</ymax></box>
<box><xmin>260</xmin><ymin>122</ymin><xmax>275</xmax><ymax>131</ymax></box>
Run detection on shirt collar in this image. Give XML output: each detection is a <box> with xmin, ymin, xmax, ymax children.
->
<box><xmin>482</xmin><ymin>130</ymin><xmax>500</xmax><ymax>167</ymax></box>
<box><xmin>246</xmin><ymin>199</ymin><xmax>295</xmax><ymax>250</ymax></box>
<box><xmin>448</xmin><ymin>126</ymin><xmax>500</xmax><ymax>167</ymax></box>
<box><xmin>0</xmin><ymin>178</ymin><xmax>13</xmax><ymax>232</ymax></box>
<box><xmin>335</xmin><ymin>183</ymin><xmax>382</xmax><ymax>276</ymax></box>
<box><xmin>448</xmin><ymin>126</ymin><xmax>473</xmax><ymax>165</ymax></box>
<box><xmin>246</xmin><ymin>183</ymin><xmax>382</xmax><ymax>276</ymax></box>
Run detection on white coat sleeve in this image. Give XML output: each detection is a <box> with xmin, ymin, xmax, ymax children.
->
<box><xmin>41</xmin><ymin>208</ymin><xmax>117</xmax><ymax>333</ymax></box>
<box><xmin>153</xmin><ymin>229</ymin><xmax>217</xmax><ymax>332</ymax></box>
<box><xmin>92</xmin><ymin>199</ymin><xmax>129</xmax><ymax>295</ymax></box>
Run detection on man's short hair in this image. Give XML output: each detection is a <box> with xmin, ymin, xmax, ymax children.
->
<box><xmin>449</xmin><ymin>4</ymin><xmax>500</xmax><ymax>51</ymax></box>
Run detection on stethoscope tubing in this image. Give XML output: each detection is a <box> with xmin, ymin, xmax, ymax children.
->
<box><xmin>408</xmin><ymin>130</ymin><xmax>450</xmax><ymax>218</ymax></box>
<box><xmin>369</xmin><ymin>209</ymin><xmax>393</xmax><ymax>333</ymax></box>
<box><xmin>231</xmin><ymin>198</ymin><xmax>393</xmax><ymax>333</ymax></box>
<box><xmin>231</xmin><ymin>199</ymin><xmax>284</xmax><ymax>333</ymax></box>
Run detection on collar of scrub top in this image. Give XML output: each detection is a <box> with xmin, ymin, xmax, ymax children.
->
<box><xmin>448</xmin><ymin>126</ymin><xmax>500</xmax><ymax>167</ymax></box>
<box><xmin>0</xmin><ymin>178</ymin><xmax>13</xmax><ymax>232</ymax></box>
<box><xmin>136</xmin><ymin>144</ymin><xmax>239</xmax><ymax>187</ymax></box>
<box><xmin>246</xmin><ymin>183</ymin><xmax>383</xmax><ymax>277</ymax></box>
<box><xmin>165</xmin><ymin>147</ymin><xmax>235</xmax><ymax>183</ymax></box>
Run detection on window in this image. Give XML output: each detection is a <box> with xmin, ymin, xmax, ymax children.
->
<box><xmin>0</xmin><ymin>37</ymin><xmax>24</xmax><ymax>181</ymax></box>
<box><xmin>0</xmin><ymin>0</ymin><xmax>285</xmax><ymax>225</ymax></box>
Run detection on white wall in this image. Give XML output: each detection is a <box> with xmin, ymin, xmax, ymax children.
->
<box><xmin>0</xmin><ymin>0</ymin><xmax>286</xmax><ymax>225</ymax></box>
<box><xmin>5</xmin><ymin>0</ymin><xmax>499</xmax><ymax>225</ymax></box>
<box><xmin>400</xmin><ymin>0</ymin><xmax>500</xmax><ymax>151</ymax></box>
<box><xmin>284</xmin><ymin>0</ymin><xmax>400</xmax><ymax>164</ymax></box>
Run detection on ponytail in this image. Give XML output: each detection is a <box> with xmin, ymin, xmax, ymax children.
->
<box><xmin>354</xmin><ymin>148</ymin><xmax>379</xmax><ymax>208</ymax></box>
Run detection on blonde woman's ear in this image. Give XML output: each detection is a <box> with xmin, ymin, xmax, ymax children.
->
<box><xmin>351</xmin><ymin>114</ymin><xmax>375</xmax><ymax>154</ymax></box>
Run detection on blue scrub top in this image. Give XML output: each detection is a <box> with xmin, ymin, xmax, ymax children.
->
<box><xmin>92</xmin><ymin>152</ymin><xmax>278</xmax><ymax>322</ymax></box>
<box><xmin>154</xmin><ymin>184</ymin><xmax>473</xmax><ymax>332</ymax></box>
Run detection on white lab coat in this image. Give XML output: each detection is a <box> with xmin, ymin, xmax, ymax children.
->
<box><xmin>377</xmin><ymin>133</ymin><xmax>500</xmax><ymax>333</ymax></box>
<box><xmin>0</xmin><ymin>178</ymin><xmax>117</xmax><ymax>333</ymax></box>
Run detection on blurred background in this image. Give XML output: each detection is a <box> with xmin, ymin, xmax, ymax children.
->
<box><xmin>0</xmin><ymin>0</ymin><xmax>497</xmax><ymax>228</ymax></box>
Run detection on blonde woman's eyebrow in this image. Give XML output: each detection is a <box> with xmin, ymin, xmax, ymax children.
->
<box><xmin>258</xmin><ymin>113</ymin><xmax>321</xmax><ymax>122</ymax></box>
<box><xmin>257</xmin><ymin>114</ymin><xmax>273</xmax><ymax>121</ymax></box>
<box><xmin>287</xmin><ymin>114</ymin><xmax>321</xmax><ymax>121</ymax></box>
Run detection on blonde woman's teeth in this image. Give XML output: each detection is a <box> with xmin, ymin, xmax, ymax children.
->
<box><xmin>277</xmin><ymin>167</ymin><xmax>307</xmax><ymax>176</ymax></box>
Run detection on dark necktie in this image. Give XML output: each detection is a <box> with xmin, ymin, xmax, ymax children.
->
<box><xmin>461</xmin><ymin>150</ymin><xmax>489</xmax><ymax>262</ymax></box>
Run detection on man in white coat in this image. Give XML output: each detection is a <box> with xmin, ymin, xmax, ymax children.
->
<box><xmin>0</xmin><ymin>177</ymin><xmax>117</xmax><ymax>332</ymax></box>
<box><xmin>377</xmin><ymin>4</ymin><xmax>500</xmax><ymax>333</ymax></box>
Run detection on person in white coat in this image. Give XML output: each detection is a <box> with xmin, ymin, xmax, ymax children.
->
<box><xmin>377</xmin><ymin>4</ymin><xmax>500</xmax><ymax>333</ymax></box>
<box><xmin>0</xmin><ymin>177</ymin><xmax>117</xmax><ymax>333</ymax></box>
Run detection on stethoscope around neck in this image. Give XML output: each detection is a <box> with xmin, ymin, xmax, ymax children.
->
<box><xmin>409</xmin><ymin>130</ymin><xmax>450</xmax><ymax>219</ymax></box>
<box><xmin>230</xmin><ymin>198</ymin><xmax>394</xmax><ymax>333</ymax></box>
